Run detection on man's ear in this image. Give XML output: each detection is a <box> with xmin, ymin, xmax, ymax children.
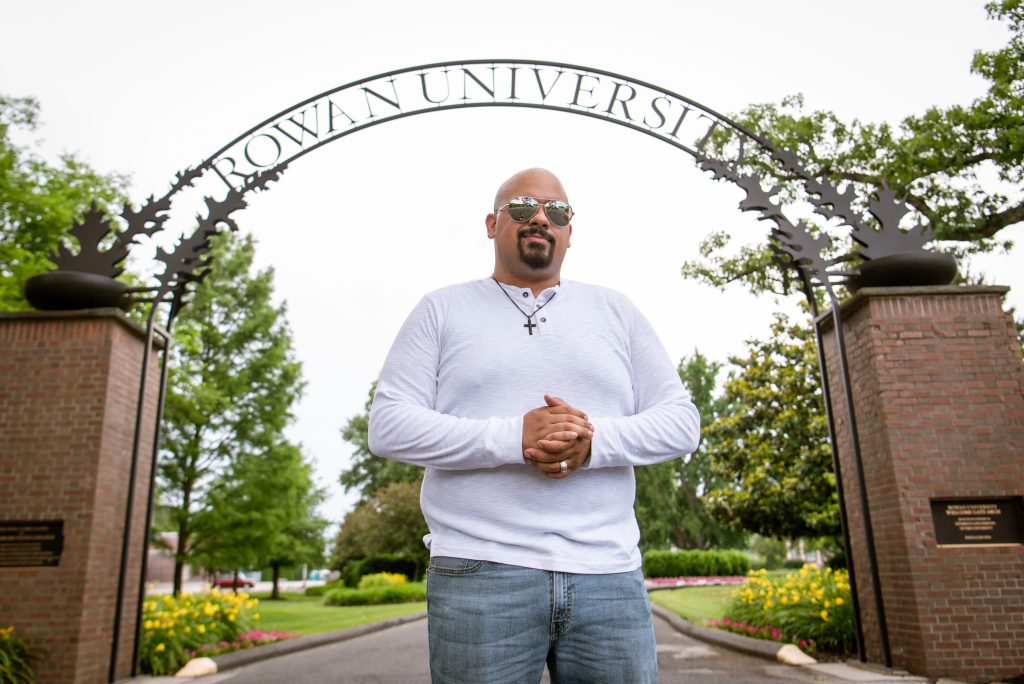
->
<box><xmin>486</xmin><ymin>213</ymin><xmax>497</xmax><ymax>239</ymax></box>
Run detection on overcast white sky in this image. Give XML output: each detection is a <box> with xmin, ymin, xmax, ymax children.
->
<box><xmin>3</xmin><ymin>0</ymin><xmax>1020</xmax><ymax>527</ymax></box>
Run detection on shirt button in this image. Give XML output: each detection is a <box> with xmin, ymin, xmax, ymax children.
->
<box><xmin>540</xmin><ymin>317</ymin><xmax>547</xmax><ymax>322</ymax></box>
<box><xmin>522</xmin><ymin>292</ymin><xmax>528</xmax><ymax>298</ymax></box>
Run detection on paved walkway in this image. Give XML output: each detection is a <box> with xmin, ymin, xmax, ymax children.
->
<box><xmin>130</xmin><ymin>611</ymin><xmax>930</xmax><ymax>684</ymax></box>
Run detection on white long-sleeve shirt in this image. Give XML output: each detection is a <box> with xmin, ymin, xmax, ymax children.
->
<box><xmin>368</xmin><ymin>277</ymin><xmax>700</xmax><ymax>573</ymax></box>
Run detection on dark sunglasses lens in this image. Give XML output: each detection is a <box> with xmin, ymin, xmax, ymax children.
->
<box><xmin>507</xmin><ymin>198</ymin><xmax>540</xmax><ymax>222</ymax></box>
<box><xmin>545</xmin><ymin>201</ymin><xmax>572</xmax><ymax>226</ymax></box>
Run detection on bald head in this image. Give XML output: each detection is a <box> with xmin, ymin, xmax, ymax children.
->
<box><xmin>493</xmin><ymin>168</ymin><xmax>568</xmax><ymax>211</ymax></box>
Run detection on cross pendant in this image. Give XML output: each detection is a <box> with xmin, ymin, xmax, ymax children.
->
<box><xmin>524</xmin><ymin>318</ymin><xmax>537</xmax><ymax>335</ymax></box>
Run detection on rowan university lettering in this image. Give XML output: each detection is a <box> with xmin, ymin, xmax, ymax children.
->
<box><xmin>209</xmin><ymin>61</ymin><xmax>745</xmax><ymax>192</ymax></box>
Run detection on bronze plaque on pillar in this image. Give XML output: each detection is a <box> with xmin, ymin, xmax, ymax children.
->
<box><xmin>0</xmin><ymin>520</ymin><xmax>64</xmax><ymax>567</ymax></box>
<box><xmin>931</xmin><ymin>498</ymin><xmax>1024</xmax><ymax>547</ymax></box>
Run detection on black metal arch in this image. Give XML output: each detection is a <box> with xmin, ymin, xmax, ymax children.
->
<box><xmin>202</xmin><ymin>59</ymin><xmax>767</xmax><ymax>175</ymax></box>
<box><xmin>31</xmin><ymin>59</ymin><xmax>957</xmax><ymax>680</ymax></box>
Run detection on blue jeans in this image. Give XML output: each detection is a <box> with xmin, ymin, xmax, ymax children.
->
<box><xmin>426</xmin><ymin>557</ymin><xmax>657</xmax><ymax>684</ymax></box>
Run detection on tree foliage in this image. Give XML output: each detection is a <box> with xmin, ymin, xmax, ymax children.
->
<box><xmin>0</xmin><ymin>95</ymin><xmax>128</xmax><ymax>309</ymax></box>
<box><xmin>339</xmin><ymin>381</ymin><xmax>422</xmax><ymax>500</ymax></box>
<box><xmin>332</xmin><ymin>480</ymin><xmax>429</xmax><ymax>576</ymax></box>
<box><xmin>703</xmin><ymin>312</ymin><xmax>837</xmax><ymax>540</ymax></box>
<box><xmin>684</xmin><ymin>0</ymin><xmax>1024</xmax><ymax>294</ymax></box>
<box><xmin>160</xmin><ymin>231</ymin><xmax>306</xmax><ymax>594</ymax></box>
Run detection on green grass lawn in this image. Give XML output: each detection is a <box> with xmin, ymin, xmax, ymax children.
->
<box><xmin>250</xmin><ymin>592</ymin><xmax>426</xmax><ymax>635</ymax></box>
<box><xmin>249</xmin><ymin>585</ymin><xmax>731</xmax><ymax>636</ymax></box>
<box><xmin>648</xmin><ymin>585</ymin><xmax>735</xmax><ymax>625</ymax></box>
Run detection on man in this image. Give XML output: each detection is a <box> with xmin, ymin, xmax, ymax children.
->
<box><xmin>368</xmin><ymin>168</ymin><xmax>700</xmax><ymax>683</ymax></box>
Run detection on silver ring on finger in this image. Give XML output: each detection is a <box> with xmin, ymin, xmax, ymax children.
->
<box><xmin>559</xmin><ymin>460</ymin><xmax>568</xmax><ymax>473</ymax></box>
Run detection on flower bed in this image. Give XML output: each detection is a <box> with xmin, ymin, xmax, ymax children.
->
<box><xmin>185</xmin><ymin>629</ymin><xmax>300</xmax><ymax>659</ymax></box>
<box><xmin>140</xmin><ymin>588</ymin><xmax>296</xmax><ymax>675</ymax></box>
<box><xmin>713</xmin><ymin>565</ymin><xmax>853</xmax><ymax>655</ymax></box>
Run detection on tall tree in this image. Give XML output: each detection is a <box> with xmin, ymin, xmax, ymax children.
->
<box><xmin>634</xmin><ymin>351</ymin><xmax>744</xmax><ymax>551</ymax></box>
<box><xmin>0</xmin><ymin>95</ymin><xmax>127</xmax><ymax>309</ymax></box>
<box><xmin>702</xmin><ymin>312</ymin><xmax>837</xmax><ymax>540</ymax></box>
<box><xmin>684</xmin><ymin>0</ymin><xmax>1024</xmax><ymax>295</ymax></box>
<box><xmin>336</xmin><ymin>381</ymin><xmax>427</xmax><ymax>575</ymax></box>
<box><xmin>196</xmin><ymin>443</ymin><xmax>327</xmax><ymax>599</ymax></box>
<box><xmin>332</xmin><ymin>479</ymin><xmax>429</xmax><ymax>578</ymax></box>
<box><xmin>160</xmin><ymin>230</ymin><xmax>304</xmax><ymax>594</ymax></box>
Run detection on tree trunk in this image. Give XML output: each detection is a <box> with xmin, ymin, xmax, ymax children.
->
<box><xmin>173</xmin><ymin>518</ymin><xmax>190</xmax><ymax>596</ymax></box>
<box><xmin>271</xmin><ymin>562</ymin><xmax>281</xmax><ymax>600</ymax></box>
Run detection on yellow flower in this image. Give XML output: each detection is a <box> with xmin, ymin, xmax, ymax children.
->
<box><xmin>835</xmin><ymin>598</ymin><xmax>845</xmax><ymax>606</ymax></box>
<box><xmin>820</xmin><ymin>610</ymin><xmax>829</xmax><ymax>621</ymax></box>
<box><xmin>155</xmin><ymin>643</ymin><xmax>166</xmax><ymax>653</ymax></box>
<box><xmin>197</xmin><ymin>625</ymin><xmax>206</xmax><ymax>634</ymax></box>
<box><xmin>253</xmin><ymin>613</ymin><xmax>260</xmax><ymax>620</ymax></box>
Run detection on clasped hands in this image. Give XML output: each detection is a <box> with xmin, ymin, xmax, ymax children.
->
<box><xmin>522</xmin><ymin>394</ymin><xmax>592</xmax><ymax>479</ymax></box>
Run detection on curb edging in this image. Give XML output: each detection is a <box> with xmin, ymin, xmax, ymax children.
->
<box><xmin>176</xmin><ymin>610</ymin><xmax>428</xmax><ymax>676</ymax></box>
<box><xmin>650</xmin><ymin>604</ymin><xmax>813</xmax><ymax>664</ymax></box>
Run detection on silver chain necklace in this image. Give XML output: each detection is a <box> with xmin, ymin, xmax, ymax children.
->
<box><xmin>491</xmin><ymin>277</ymin><xmax>557</xmax><ymax>335</ymax></box>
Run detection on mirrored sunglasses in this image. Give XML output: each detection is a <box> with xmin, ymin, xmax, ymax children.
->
<box><xmin>497</xmin><ymin>196</ymin><xmax>574</xmax><ymax>227</ymax></box>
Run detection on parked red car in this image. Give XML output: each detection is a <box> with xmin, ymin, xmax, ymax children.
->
<box><xmin>211</xmin><ymin>575</ymin><xmax>255</xmax><ymax>589</ymax></box>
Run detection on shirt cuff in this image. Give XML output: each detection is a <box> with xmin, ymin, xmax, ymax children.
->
<box><xmin>582</xmin><ymin>417</ymin><xmax>622</xmax><ymax>469</ymax></box>
<box><xmin>484</xmin><ymin>415</ymin><xmax>526</xmax><ymax>466</ymax></box>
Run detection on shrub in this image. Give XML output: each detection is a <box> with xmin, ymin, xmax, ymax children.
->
<box><xmin>140</xmin><ymin>589</ymin><xmax>260</xmax><ymax>675</ymax></box>
<box><xmin>357</xmin><ymin>572</ymin><xmax>408</xmax><ymax>589</ymax></box>
<box><xmin>721</xmin><ymin>565</ymin><xmax>854</xmax><ymax>654</ymax></box>
<box><xmin>642</xmin><ymin>549</ymin><xmax>750</xmax><ymax>578</ymax></box>
<box><xmin>323</xmin><ymin>582</ymin><xmax>426</xmax><ymax>606</ymax></box>
<box><xmin>343</xmin><ymin>554</ymin><xmax>422</xmax><ymax>587</ymax></box>
<box><xmin>0</xmin><ymin>626</ymin><xmax>38</xmax><ymax>684</ymax></box>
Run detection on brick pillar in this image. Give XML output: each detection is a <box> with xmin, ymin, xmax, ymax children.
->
<box><xmin>0</xmin><ymin>309</ymin><xmax>164</xmax><ymax>683</ymax></box>
<box><xmin>819</xmin><ymin>286</ymin><xmax>1024</xmax><ymax>683</ymax></box>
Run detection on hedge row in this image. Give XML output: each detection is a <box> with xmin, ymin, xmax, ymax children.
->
<box><xmin>323</xmin><ymin>582</ymin><xmax>426</xmax><ymax>606</ymax></box>
<box><xmin>642</xmin><ymin>549</ymin><xmax>750</xmax><ymax>578</ymax></box>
